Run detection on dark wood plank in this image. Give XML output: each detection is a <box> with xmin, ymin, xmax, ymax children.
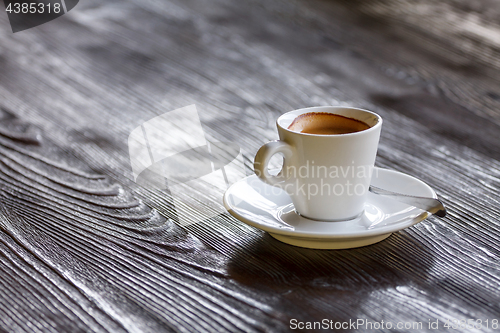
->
<box><xmin>1</xmin><ymin>0</ymin><xmax>500</xmax><ymax>332</ymax></box>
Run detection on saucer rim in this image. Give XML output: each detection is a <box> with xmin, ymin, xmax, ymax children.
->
<box><xmin>223</xmin><ymin>167</ymin><xmax>436</xmax><ymax>240</ymax></box>
<box><xmin>269</xmin><ymin>232</ymin><xmax>392</xmax><ymax>249</ymax></box>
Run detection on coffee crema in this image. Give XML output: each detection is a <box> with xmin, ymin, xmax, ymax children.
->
<box><xmin>287</xmin><ymin>112</ymin><xmax>370</xmax><ymax>135</ymax></box>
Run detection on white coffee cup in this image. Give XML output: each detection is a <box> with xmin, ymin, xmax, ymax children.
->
<box><xmin>254</xmin><ymin>106</ymin><xmax>382</xmax><ymax>221</ymax></box>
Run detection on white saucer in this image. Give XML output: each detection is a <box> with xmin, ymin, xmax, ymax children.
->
<box><xmin>223</xmin><ymin>167</ymin><xmax>438</xmax><ymax>249</ymax></box>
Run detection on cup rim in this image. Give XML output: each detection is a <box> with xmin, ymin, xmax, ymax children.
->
<box><xmin>277</xmin><ymin>106</ymin><xmax>382</xmax><ymax>137</ymax></box>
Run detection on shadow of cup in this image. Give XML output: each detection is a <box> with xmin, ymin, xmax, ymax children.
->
<box><xmin>227</xmin><ymin>232</ymin><xmax>435</xmax><ymax>326</ymax></box>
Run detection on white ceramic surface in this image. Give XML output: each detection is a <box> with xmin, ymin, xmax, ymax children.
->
<box><xmin>223</xmin><ymin>168</ymin><xmax>437</xmax><ymax>249</ymax></box>
<box><xmin>253</xmin><ymin>106</ymin><xmax>382</xmax><ymax>221</ymax></box>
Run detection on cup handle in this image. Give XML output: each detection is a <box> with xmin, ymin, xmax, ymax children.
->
<box><xmin>254</xmin><ymin>140</ymin><xmax>294</xmax><ymax>188</ymax></box>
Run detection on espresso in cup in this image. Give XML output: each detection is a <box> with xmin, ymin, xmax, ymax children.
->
<box><xmin>288</xmin><ymin>112</ymin><xmax>370</xmax><ymax>135</ymax></box>
<box><xmin>254</xmin><ymin>106</ymin><xmax>382</xmax><ymax>221</ymax></box>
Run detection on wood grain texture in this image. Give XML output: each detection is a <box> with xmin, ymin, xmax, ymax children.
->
<box><xmin>1</xmin><ymin>0</ymin><xmax>500</xmax><ymax>332</ymax></box>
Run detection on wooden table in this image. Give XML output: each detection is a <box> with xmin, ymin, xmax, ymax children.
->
<box><xmin>1</xmin><ymin>0</ymin><xmax>500</xmax><ymax>332</ymax></box>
